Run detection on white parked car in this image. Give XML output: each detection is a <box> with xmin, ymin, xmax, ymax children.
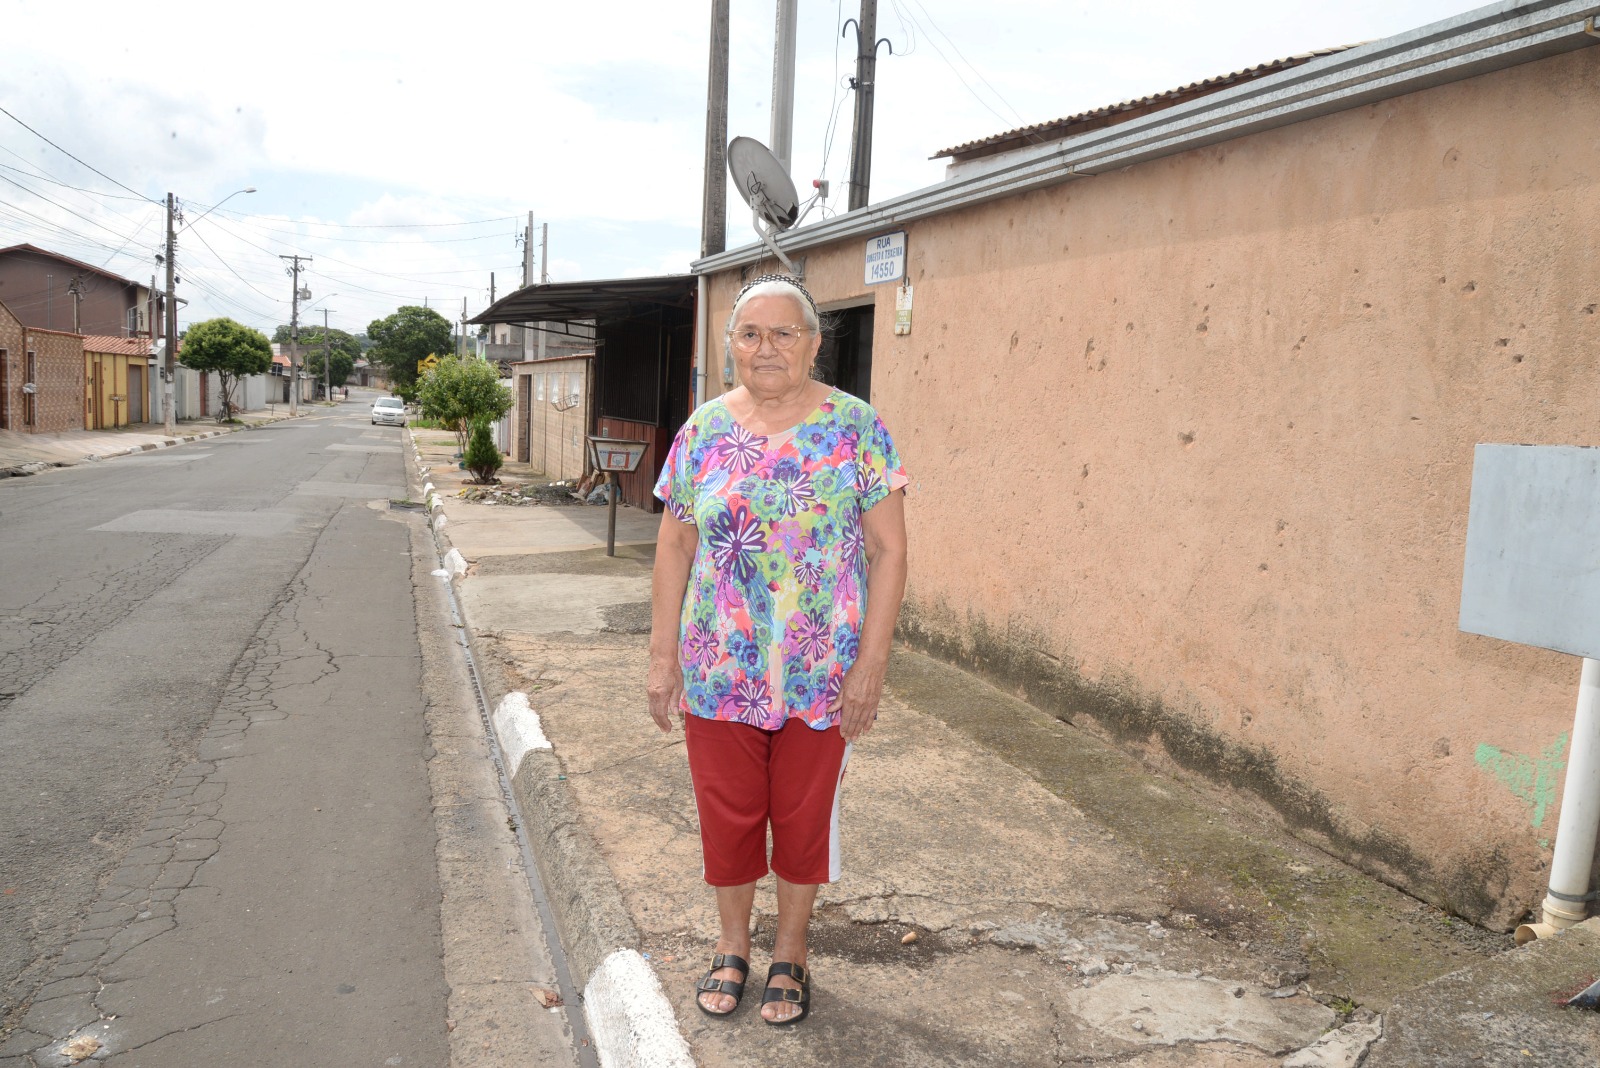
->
<box><xmin>371</xmin><ymin>396</ymin><xmax>407</xmax><ymax>426</ymax></box>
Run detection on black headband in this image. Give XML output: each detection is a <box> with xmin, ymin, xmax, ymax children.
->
<box><xmin>734</xmin><ymin>273</ymin><xmax>819</xmax><ymax>321</ymax></box>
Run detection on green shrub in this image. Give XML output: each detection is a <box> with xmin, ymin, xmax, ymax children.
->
<box><xmin>464</xmin><ymin>420</ymin><xmax>502</xmax><ymax>484</ymax></box>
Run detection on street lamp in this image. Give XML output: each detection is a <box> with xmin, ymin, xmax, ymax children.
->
<box><xmin>163</xmin><ymin>186</ymin><xmax>256</xmax><ymax>435</ymax></box>
<box><xmin>306</xmin><ymin>294</ymin><xmax>339</xmax><ymax>403</ymax></box>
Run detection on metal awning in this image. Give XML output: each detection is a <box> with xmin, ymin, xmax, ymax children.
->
<box><xmin>469</xmin><ymin>274</ymin><xmax>696</xmax><ymax>327</ymax></box>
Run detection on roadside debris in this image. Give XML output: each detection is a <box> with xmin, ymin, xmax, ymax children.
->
<box><xmin>456</xmin><ymin>480</ymin><xmax>591</xmax><ymax>507</ymax></box>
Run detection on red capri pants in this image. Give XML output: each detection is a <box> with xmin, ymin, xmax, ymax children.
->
<box><xmin>683</xmin><ymin>715</ymin><xmax>851</xmax><ymax>887</ymax></box>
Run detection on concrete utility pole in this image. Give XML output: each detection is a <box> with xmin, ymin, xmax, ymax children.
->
<box><xmin>702</xmin><ymin>0</ymin><xmax>730</xmax><ymax>258</ymax></box>
<box><xmin>522</xmin><ymin>211</ymin><xmax>534</xmax><ymax>361</ymax></box>
<box><xmin>848</xmin><ymin>0</ymin><xmax>882</xmax><ymax>212</ymax></box>
<box><xmin>163</xmin><ymin>193</ymin><xmax>178</xmax><ymax>436</ymax></box>
<box><xmin>537</xmin><ymin>223</ymin><xmax>549</xmax><ymax>361</ymax></box>
<box><xmin>323</xmin><ymin>307</ymin><xmax>334</xmax><ymax>401</ymax></box>
<box><xmin>771</xmin><ymin>0</ymin><xmax>798</xmax><ymax>174</ymax></box>
<box><xmin>281</xmin><ymin>254</ymin><xmax>311</xmax><ymax>416</ymax></box>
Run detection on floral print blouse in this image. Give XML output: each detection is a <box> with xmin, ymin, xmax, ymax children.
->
<box><xmin>655</xmin><ymin>389</ymin><xmax>908</xmax><ymax>731</ymax></box>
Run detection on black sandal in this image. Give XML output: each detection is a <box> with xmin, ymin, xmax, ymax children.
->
<box><xmin>761</xmin><ymin>961</ymin><xmax>810</xmax><ymax>1026</ymax></box>
<box><xmin>694</xmin><ymin>952</ymin><xmax>749</xmax><ymax>1017</ymax></box>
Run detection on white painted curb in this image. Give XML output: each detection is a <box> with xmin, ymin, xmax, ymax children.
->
<box><xmin>584</xmin><ymin>950</ymin><xmax>695</xmax><ymax>1068</ymax></box>
<box><xmin>433</xmin><ymin>512</ymin><xmax>448</xmax><ymax>532</ymax></box>
<box><xmin>428</xmin><ymin>494</ymin><xmax>441</xmax><ymax>512</ymax></box>
<box><xmin>443</xmin><ymin>548</ymin><xmax>467</xmax><ymax>578</ymax></box>
<box><xmin>422</xmin><ymin>481</ymin><xmax>434</xmax><ymax>497</ymax></box>
<box><xmin>491</xmin><ymin>692</ymin><xmax>552</xmax><ymax>777</ymax></box>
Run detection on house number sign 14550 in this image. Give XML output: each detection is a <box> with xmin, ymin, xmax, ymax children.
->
<box><xmin>864</xmin><ymin>231</ymin><xmax>906</xmax><ymax>285</ymax></box>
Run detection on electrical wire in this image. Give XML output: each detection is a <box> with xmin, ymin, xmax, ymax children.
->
<box><xmin>0</xmin><ymin>172</ymin><xmax>150</xmax><ymax>246</ymax></box>
<box><xmin>184</xmin><ymin>222</ymin><xmax>288</xmax><ymax>304</ymax></box>
<box><xmin>210</xmin><ymin>207</ymin><xmax>520</xmax><ymax>229</ymax></box>
<box><xmin>891</xmin><ymin>0</ymin><xmax>1028</xmax><ymax>130</ymax></box>
<box><xmin>0</xmin><ymin>106</ymin><xmax>157</xmax><ymax>204</ymax></box>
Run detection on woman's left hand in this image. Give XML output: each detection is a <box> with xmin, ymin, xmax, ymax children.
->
<box><xmin>830</xmin><ymin>658</ymin><xmax>887</xmax><ymax>742</ymax></box>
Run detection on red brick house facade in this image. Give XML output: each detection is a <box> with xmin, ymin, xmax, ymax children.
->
<box><xmin>0</xmin><ymin>299</ymin><xmax>86</xmax><ymax>434</ymax></box>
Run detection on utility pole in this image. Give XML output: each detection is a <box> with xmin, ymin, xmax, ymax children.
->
<box><xmin>771</xmin><ymin>0</ymin><xmax>798</xmax><ymax>174</ymax></box>
<box><xmin>537</xmin><ymin>223</ymin><xmax>549</xmax><ymax>360</ymax></box>
<box><xmin>702</xmin><ymin>0</ymin><xmax>730</xmax><ymax>258</ymax></box>
<box><xmin>163</xmin><ymin>193</ymin><xmax>178</xmax><ymax>436</ymax></box>
<box><xmin>281</xmin><ymin>254</ymin><xmax>311</xmax><ymax>416</ymax></box>
<box><xmin>848</xmin><ymin>0</ymin><xmax>882</xmax><ymax>212</ymax></box>
<box><xmin>460</xmin><ymin>297</ymin><xmax>468</xmax><ymax>358</ymax></box>
<box><xmin>323</xmin><ymin>307</ymin><xmax>334</xmax><ymax>402</ymax></box>
<box><xmin>523</xmin><ymin>211</ymin><xmax>534</xmax><ymax>361</ymax></box>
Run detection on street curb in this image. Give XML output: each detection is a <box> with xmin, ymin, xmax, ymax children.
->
<box><xmin>406</xmin><ymin>429</ymin><xmax>695</xmax><ymax>1068</ymax></box>
<box><xmin>0</xmin><ymin>411</ymin><xmax>307</xmax><ymax>476</ymax></box>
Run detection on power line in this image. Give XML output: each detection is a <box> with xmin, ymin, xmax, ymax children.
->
<box><xmin>0</xmin><ymin>154</ymin><xmax>151</xmax><ymax>203</ymax></box>
<box><xmin>0</xmin><ymin>172</ymin><xmax>150</xmax><ymax>246</ymax></box>
<box><xmin>185</xmin><ymin>221</ymin><xmax>287</xmax><ymax>304</ymax></box>
<box><xmin>0</xmin><ymin>106</ymin><xmax>157</xmax><ymax>204</ymax></box>
<box><xmin>212</xmin><ymin>208</ymin><xmax>519</xmax><ymax>230</ymax></box>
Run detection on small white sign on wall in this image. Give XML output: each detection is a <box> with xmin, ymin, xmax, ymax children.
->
<box><xmin>865</xmin><ymin>231</ymin><xmax>906</xmax><ymax>286</ymax></box>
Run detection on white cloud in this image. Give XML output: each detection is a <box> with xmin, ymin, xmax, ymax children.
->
<box><xmin>1</xmin><ymin>0</ymin><xmax>1478</xmax><ymax>333</ymax></box>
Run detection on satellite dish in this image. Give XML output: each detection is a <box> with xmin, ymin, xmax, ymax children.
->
<box><xmin>728</xmin><ymin>136</ymin><xmax>801</xmax><ymax>272</ymax></box>
<box><xmin>728</xmin><ymin>136</ymin><xmax>799</xmax><ymax>230</ymax></box>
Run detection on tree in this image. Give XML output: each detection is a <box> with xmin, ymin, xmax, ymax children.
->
<box><xmin>179</xmin><ymin>317</ymin><xmax>272</xmax><ymax>421</ymax></box>
<box><xmin>273</xmin><ymin>325</ymin><xmax>360</xmax><ymax>389</ymax></box>
<box><xmin>463</xmin><ymin>420</ymin><xmax>502</xmax><ymax>484</ymax></box>
<box><xmin>417</xmin><ymin>355</ymin><xmax>513</xmax><ymax>454</ymax></box>
<box><xmin>324</xmin><ymin>349</ymin><xmax>355</xmax><ymax>389</ymax></box>
<box><xmin>366</xmin><ymin>306</ymin><xmax>452</xmax><ymax>395</ymax></box>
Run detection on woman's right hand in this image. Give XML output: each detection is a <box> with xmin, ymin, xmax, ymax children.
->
<box><xmin>647</xmin><ymin>652</ymin><xmax>685</xmax><ymax>733</ymax></box>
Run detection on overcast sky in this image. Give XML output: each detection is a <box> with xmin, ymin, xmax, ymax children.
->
<box><xmin>0</xmin><ymin>0</ymin><xmax>1479</xmax><ymax>339</ymax></box>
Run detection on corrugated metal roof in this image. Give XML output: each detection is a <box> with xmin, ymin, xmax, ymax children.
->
<box><xmin>470</xmin><ymin>274</ymin><xmax>695</xmax><ymax>327</ymax></box>
<box><xmin>82</xmin><ymin>335</ymin><xmax>150</xmax><ymax>356</ymax></box>
<box><xmin>932</xmin><ymin>47</ymin><xmax>1355</xmax><ymax>163</ymax></box>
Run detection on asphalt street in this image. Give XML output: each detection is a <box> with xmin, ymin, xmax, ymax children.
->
<box><xmin>0</xmin><ymin>400</ymin><xmax>577</xmax><ymax>1066</ymax></box>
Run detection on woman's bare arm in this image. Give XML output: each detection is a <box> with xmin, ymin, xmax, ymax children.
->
<box><xmin>647</xmin><ymin>511</ymin><xmax>699</xmax><ymax>732</ymax></box>
<box><xmin>832</xmin><ymin>490</ymin><xmax>908</xmax><ymax>742</ymax></box>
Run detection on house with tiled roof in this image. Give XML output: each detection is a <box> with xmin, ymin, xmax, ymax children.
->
<box><xmin>691</xmin><ymin>3</ymin><xmax>1600</xmax><ymax>931</ymax></box>
<box><xmin>0</xmin><ymin>244</ymin><xmax>165</xmax><ymax>341</ymax></box>
<box><xmin>82</xmin><ymin>334</ymin><xmax>153</xmax><ymax>428</ymax></box>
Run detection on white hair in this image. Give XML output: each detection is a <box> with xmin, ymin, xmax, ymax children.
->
<box><xmin>727</xmin><ymin>277</ymin><xmax>819</xmax><ymax>334</ymax></box>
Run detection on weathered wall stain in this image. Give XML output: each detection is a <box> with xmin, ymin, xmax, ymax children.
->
<box><xmin>1474</xmin><ymin>734</ymin><xmax>1568</xmax><ymax>829</ymax></box>
<box><xmin>898</xmin><ymin>599</ymin><xmax>1527</xmax><ymax>930</ymax></box>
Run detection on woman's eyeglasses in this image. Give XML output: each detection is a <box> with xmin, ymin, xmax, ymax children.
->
<box><xmin>726</xmin><ymin>326</ymin><xmax>812</xmax><ymax>353</ymax></box>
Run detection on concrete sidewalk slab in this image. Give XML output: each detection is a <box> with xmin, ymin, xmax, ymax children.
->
<box><xmin>408</xmin><ymin>423</ymin><xmax>1599</xmax><ymax>1068</ymax></box>
<box><xmin>1365</xmin><ymin>919</ymin><xmax>1600</xmax><ymax>1067</ymax></box>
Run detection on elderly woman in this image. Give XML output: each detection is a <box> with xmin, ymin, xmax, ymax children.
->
<box><xmin>648</xmin><ymin>274</ymin><xmax>908</xmax><ymax>1025</ymax></box>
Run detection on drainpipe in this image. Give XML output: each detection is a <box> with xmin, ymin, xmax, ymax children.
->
<box><xmin>1515</xmin><ymin>656</ymin><xmax>1600</xmax><ymax>945</ymax></box>
<box><xmin>695</xmin><ymin>275</ymin><xmax>709</xmax><ymax>408</ymax></box>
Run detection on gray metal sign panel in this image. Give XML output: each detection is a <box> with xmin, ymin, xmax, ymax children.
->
<box><xmin>1460</xmin><ymin>444</ymin><xmax>1600</xmax><ymax>659</ymax></box>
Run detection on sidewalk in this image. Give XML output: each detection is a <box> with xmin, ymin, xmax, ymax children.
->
<box><xmin>0</xmin><ymin>406</ymin><xmax>310</xmax><ymax>476</ymax></box>
<box><xmin>410</xmin><ymin>426</ymin><xmax>1600</xmax><ymax>1067</ymax></box>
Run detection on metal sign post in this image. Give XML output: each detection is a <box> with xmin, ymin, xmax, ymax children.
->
<box><xmin>587</xmin><ymin>437</ymin><xmax>649</xmax><ymax>557</ymax></box>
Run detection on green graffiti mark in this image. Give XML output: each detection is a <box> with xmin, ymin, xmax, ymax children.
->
<box><xmin>1474</xmin><ymin>733</ymin><xmax>1569</xmax><ymax>829</ymax></box>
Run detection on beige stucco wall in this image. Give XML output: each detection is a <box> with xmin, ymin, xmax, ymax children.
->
<box><xmin>704</xmin><ymin>45</ymin><xmax>1600</xmax><ymax>928</ymax></box>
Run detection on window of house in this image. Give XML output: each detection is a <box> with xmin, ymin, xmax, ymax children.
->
<box><xmin>126</xmin><ymin>307</ymin><xmax>138</xmax><ymax>334</ymax></box>
<box><xmin>536</xmin><ymin>373</ymin><xmax>545</xmax><ymax>401</ymax></box>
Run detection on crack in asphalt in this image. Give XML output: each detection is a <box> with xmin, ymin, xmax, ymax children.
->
<box><xmin>0</xmin><ymin>515</ymin><xmax>364</xmax><ymax>1063</ymax></box>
